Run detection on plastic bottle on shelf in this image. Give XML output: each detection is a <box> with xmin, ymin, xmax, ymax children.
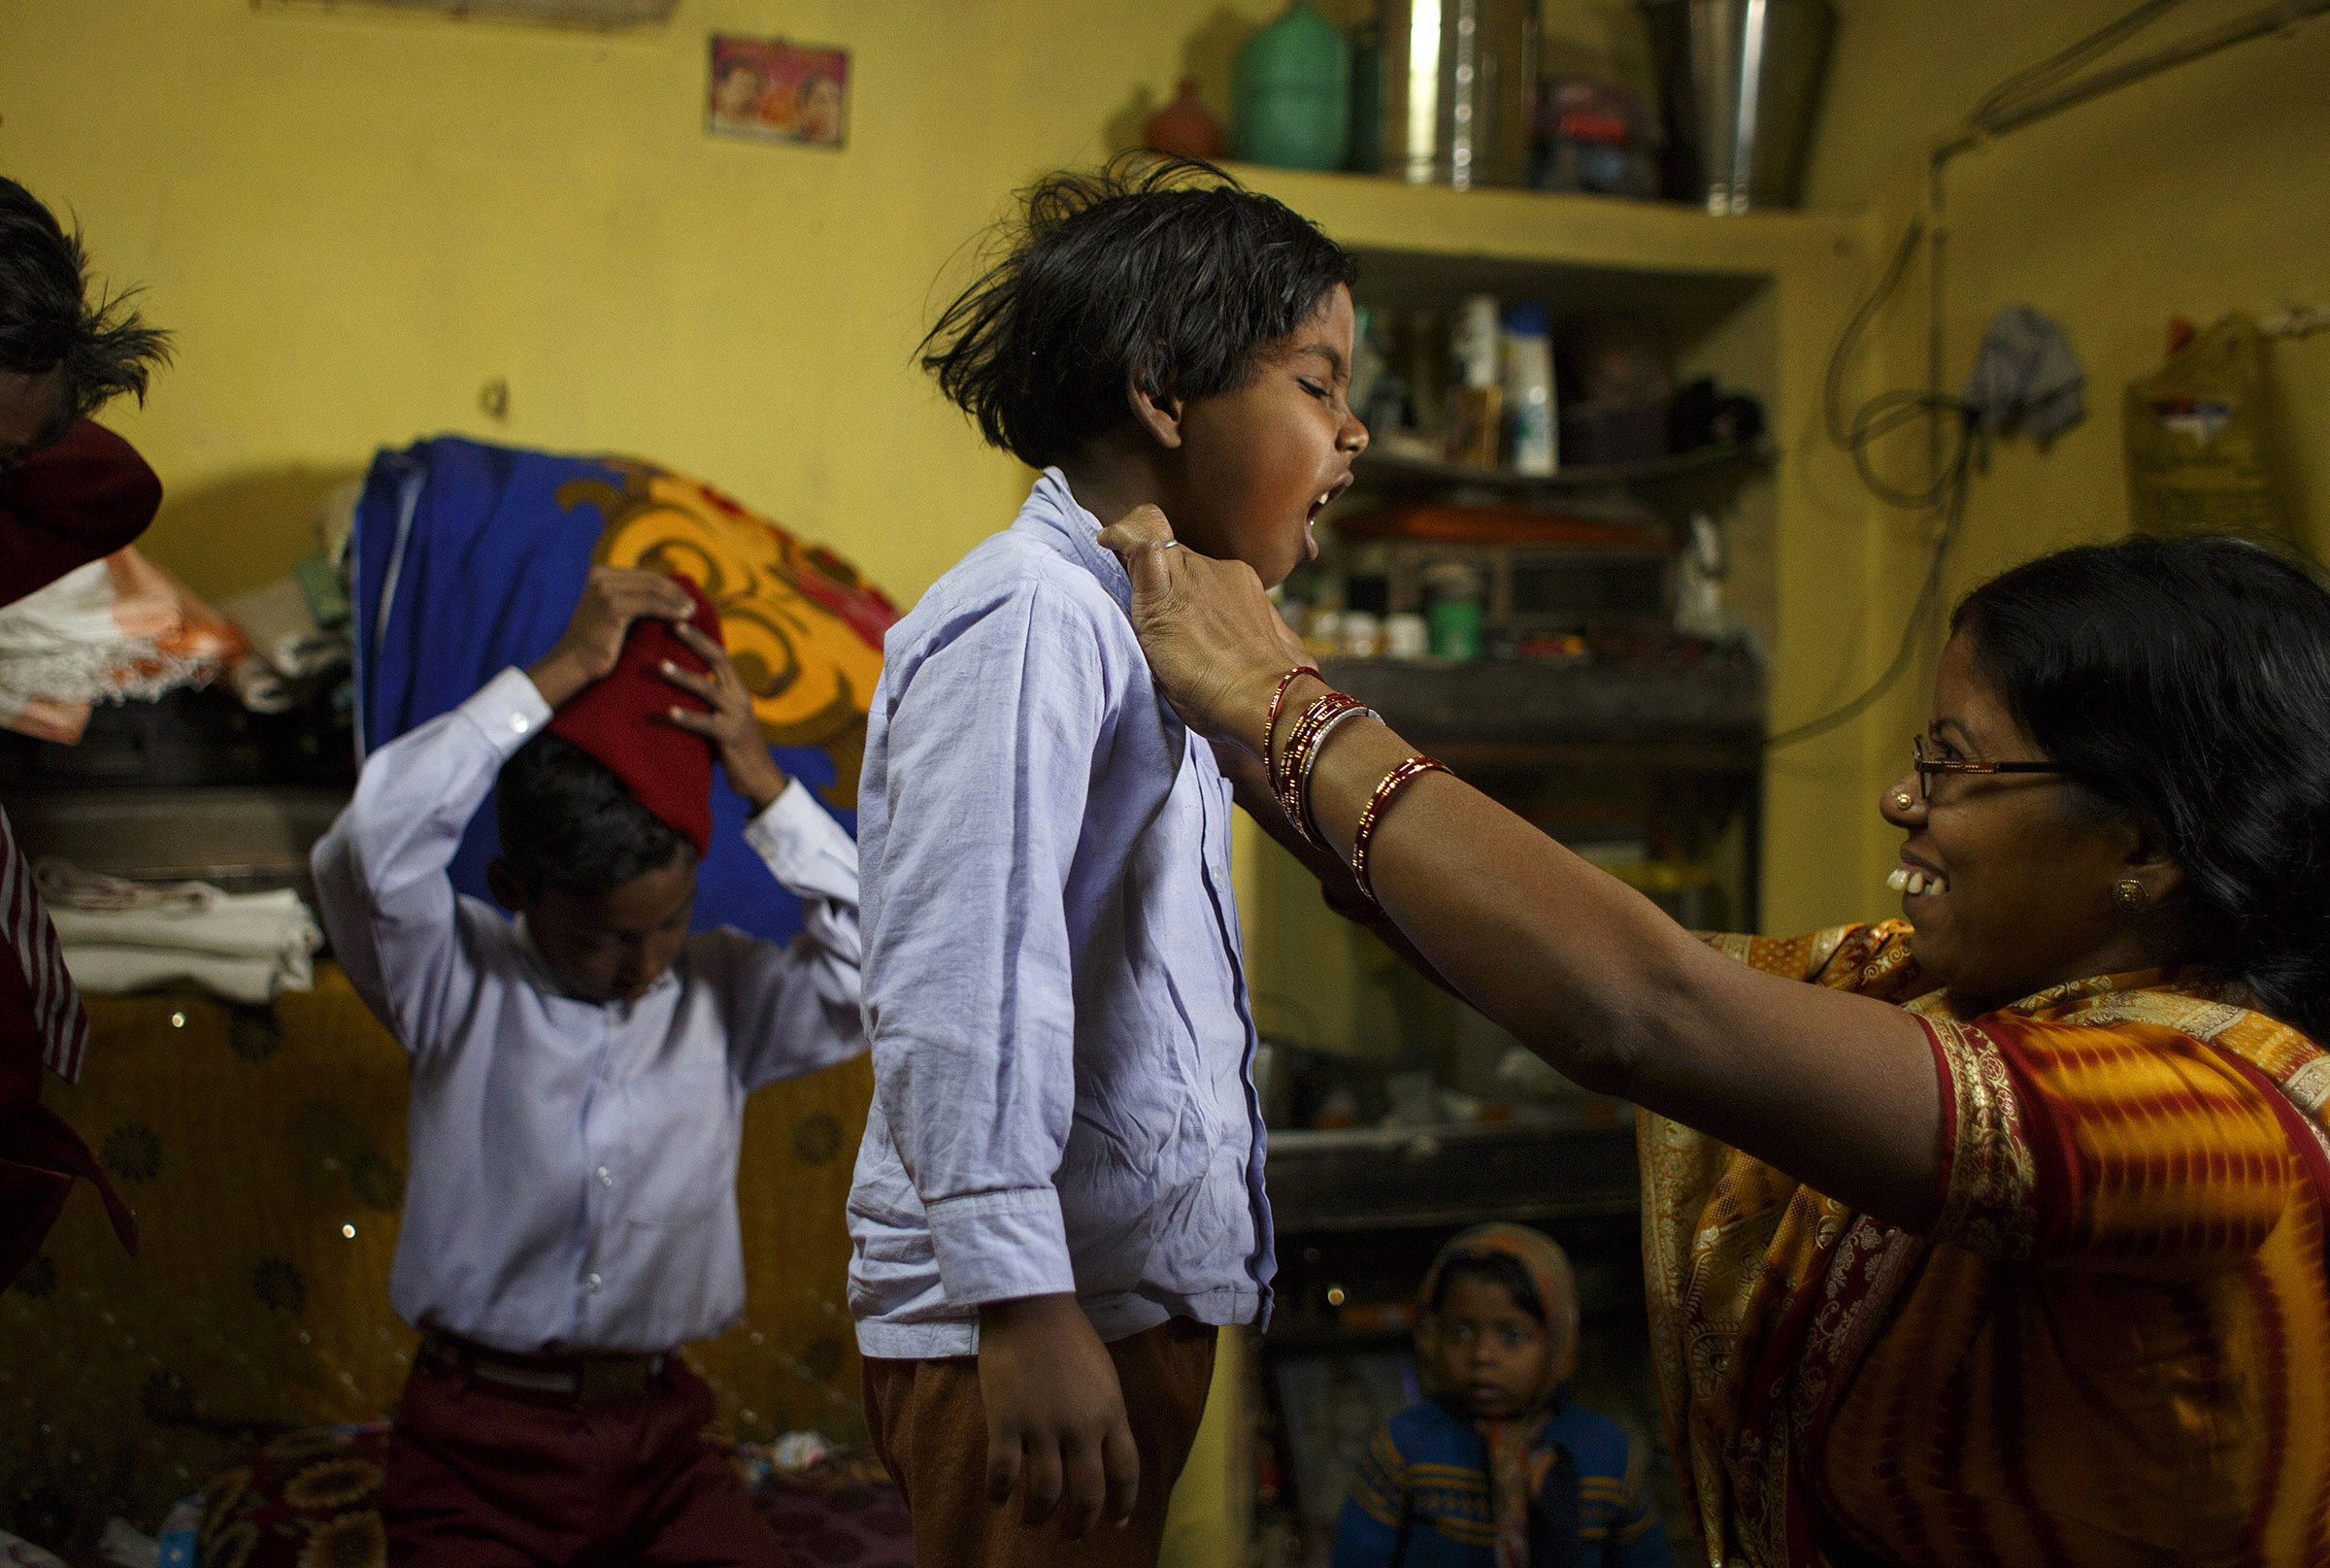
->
<box><xmin>1422</xmin><ymin>560</ymin><xmax>1485</xmax><ymax>661</ymax></box>
<box><xmin>1232</xmin><ymin>1</ymin><xmax>1351</xmax><ymax>172</ymax></box>
<box><xmin>1500</xmin><ymin>300</ymin><xmax>1558</xmax><ymax>475</ymax></box>
<box><xmin>1446</xmin><ymin>295</ymin><xmax>1504</xmax><ymax>468</ymax></box>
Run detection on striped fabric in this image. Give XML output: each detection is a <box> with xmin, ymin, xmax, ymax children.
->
<box><xmin>0</xmin><ymin>801</ymin><xmax>86</xmax><ymax>1084</ymax></box>
<box><xmin>1645</xmin><ymin>923</ymin><xmax>2330</xmax><ymax>1567</ymax></box>
<box><xmin>1336</xmin><ymin>1397</ymin><xmax>1664</xmax><ymax>1567</ymax></box>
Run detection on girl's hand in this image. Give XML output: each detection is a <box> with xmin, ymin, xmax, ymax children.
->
<box><xmin>656</xmin><ymin>622</ymin><xmax>790</xmax><ymax>814</ymax></box>
<box><xmin>527</xmin><ymin>566</ymin><xmax>698</xmax><ymax>709</ymax></box>
<box><xmin>1096</xmin><ymin>505</ymin><xmax>1310</xmax><ymax>760</ymax></box>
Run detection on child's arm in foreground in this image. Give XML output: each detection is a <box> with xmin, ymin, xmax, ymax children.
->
<box><xmin>311</xmin><ymin>567</ymin><xmax>694</xmax><ymax>1051</ymax></box>
<box><xmin>656</xmin><ymin>623</ymin><xmax>865</xmax><ymax>1081</ymax></box>
<box><xmin>1331</xmin><ymin>1424</ymin><xmax>1413</xmax><ymax>1568</ymax></box>
<box><xmin>863</xmin><ymin>582</ymin><xmax>1137</xmax><ymax>1541</ymax></box>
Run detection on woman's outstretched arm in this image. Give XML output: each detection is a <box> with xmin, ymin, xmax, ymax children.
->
<box><xmin>1108</xmin><ymin>510</ymin><xmax>1944</xmax><ymax>1229</ymax></box>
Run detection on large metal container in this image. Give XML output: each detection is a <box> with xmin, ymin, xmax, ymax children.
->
<box><xmin>1642</xmin><ymin>0</ymin><xmax>1834</xmax><ymax>213</ymax></box>
<box><xmin>1378</xmin><ymin>0</ymin><xmax>1539</xmax><ymax>190</ymax></box>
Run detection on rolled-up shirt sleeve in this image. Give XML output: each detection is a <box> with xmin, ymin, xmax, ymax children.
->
<box><xmin>862</xmin><ymin>581</ymin><xmax>1106</xmax><ymax>1309</ymax></box>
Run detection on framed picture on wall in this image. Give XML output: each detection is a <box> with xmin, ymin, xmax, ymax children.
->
<box><xmin>707</xmin><ymin>34</ymin><xmax>849</xmax><ymax>149</ymax></box>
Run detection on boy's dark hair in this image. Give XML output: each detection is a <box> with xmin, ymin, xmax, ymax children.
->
<box><xmin>919</xmin><ymin>154</ymin><xmax>1357</xmax><ymax>469</ymax></box>
<box><xmin>1430</xmin><ymin>1251</ymin><xmax>1547</xmax><ymax>1325</ymax></box>
<box><xmin>0</xmin><ymin>179</ymin><xmax>171</xmax><ymax>431</ymax></box>
<box><xmin>494</xmin><ymin>733</ymin><xmax>695</xmax><ymax>896</ymax></box>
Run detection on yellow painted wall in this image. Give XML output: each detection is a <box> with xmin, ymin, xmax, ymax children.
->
<box><xmin>1798</xmin><ymin>0</ymin><xmax>2330</xmax><ymax>925</ymax></box>
<box><xmin>0</xmin><ymin>1</ymin><xmax>1333</xmax><ymax>1556</ymax></box>
<box><xmin>0</xmin><ymin>0</ymin><xmax>1364</xmax><ymax>608</ymax></box>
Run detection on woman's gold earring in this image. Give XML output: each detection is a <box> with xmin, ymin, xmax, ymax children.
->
<box><xmin>2115</xmin><ymin>879</ymin><xmax>2148</xmax><ymax>912</ymax></box>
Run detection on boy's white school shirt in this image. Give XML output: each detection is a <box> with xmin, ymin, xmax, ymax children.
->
<box><xmin>311</xmin><ymin>666</ymin><xmax>864</xmax><ymax>1355</ymax></box>
<box><xmin>849</xmin><ymin>469</ymin><xmax>1274</xmax><ymax>1358</ymax></box>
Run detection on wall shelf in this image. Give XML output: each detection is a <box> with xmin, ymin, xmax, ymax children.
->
<box><xmin>1351</xmin><ymin>437</ymin><xmax>1774</xmax><ymax>496</ymax></box>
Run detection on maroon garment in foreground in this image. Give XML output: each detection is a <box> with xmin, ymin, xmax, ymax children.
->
<box><xmin>0</xmin><ymin>417</ymin><xmax>163</xmax><ymax>608</ymax></box>
<box><xmin>0</xmin><ymin>417</ymin><xmax>158</xmax><ymax>1288</ymax></box>
<box><xmin>383</xmin><ymin>1353</ymin><xmax>791</xmax><ymax>1566</ymax></box>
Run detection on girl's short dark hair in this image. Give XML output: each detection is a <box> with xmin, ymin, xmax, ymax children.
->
<box><xmin>1430</xmin><ymin>1251</ymin><xmax>1547</xmax><ymax>1325</ymax></box>
<box><xmin>0</xmin><ymin>178</ymin><xmax>170</xmax><ymax>426</ymax></box>
<box><xmin>494</xmin><ymin>733</ymin><xmax>693</xmax><ymax>897</ymax></box>
<box><xmin>919</xmin><ymin>154</ymin><xmax>1356</xmax><ymax>469</ymax></box>
<box><xmin>1952</xmin><ymin>534</ymin><xmax>2330</xmax><ymax>1037</ymax></box>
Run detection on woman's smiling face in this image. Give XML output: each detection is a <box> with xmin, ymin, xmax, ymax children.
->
<box><xmin>1881</xmin><ymin>631</ymin><xmax>2174</xmax><ymax>1014</ymax></box>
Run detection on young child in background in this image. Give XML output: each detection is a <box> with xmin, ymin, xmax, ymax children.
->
<box><xmin>1335</xmin><ymin>1225</ymin><xmax>1664</xmax><ymax>1568</ymax></box>
<box><xmin>849</xmin><ymin>157</ymin><xmax>1367</xmax><ymax>1566</ymax></box>
<box><xmin>313</xmin><ymin>565</ymin><xmax>864</xmax><ymax>1565</ymax></box>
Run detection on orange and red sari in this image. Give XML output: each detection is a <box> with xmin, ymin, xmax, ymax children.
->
<box><xmin>1645</xmin><ymin>922</ymin><xmax>2330</xmax><ymax>1566</ymax></box>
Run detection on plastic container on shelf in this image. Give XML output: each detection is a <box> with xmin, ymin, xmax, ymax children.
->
<box><xmin>1422</xmin><ymin>560</ymin><xmax>1485</xmax><ymax>661</ymax></box>
<box><xmin>1233</xmin><ymin>1</ymin><xmax>1351</xmax><ymax>172</ymax></box>
<box><xmin>1499</xmin><ymin>300</ymin><xmax>1557</xmax><ymax>475</ymax></box>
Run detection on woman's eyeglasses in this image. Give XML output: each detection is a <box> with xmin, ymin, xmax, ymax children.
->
<box><xmin>1909</xmin><ymin>734</ymin><xmax>2072</xmax><ymax>804</ymax></box>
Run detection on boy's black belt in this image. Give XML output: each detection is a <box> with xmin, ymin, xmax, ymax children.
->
<box><xmin>419</xmin><ymin>1330</ymin><xmax>669</xmax><ymax>1408</ymax></box>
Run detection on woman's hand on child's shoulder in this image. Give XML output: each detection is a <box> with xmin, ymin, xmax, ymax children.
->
<box><xmin>658</xmin><ymin>621</ymin><xmax>790</xmax><ymax>814</ymax></box>
<box><xmin>529</xmin><ymin>566</ymin><xmax>699</xmax><ymax>708</ymax></box>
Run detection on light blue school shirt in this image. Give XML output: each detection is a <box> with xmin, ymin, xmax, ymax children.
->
<box><xmin>847</xmin><ymin>469</ymin><xmax>1274</xmax><ymax>1358</ymax></box>
<box><xmin>312</xmin><ymin>667</ymin><xmax>866</xmax><ymax>1354</ymax></box>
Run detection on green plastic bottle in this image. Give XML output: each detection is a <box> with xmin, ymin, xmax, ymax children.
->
<box><xmin>1233</xmin><ymin>1</ymin><xmax>1350</xmax><ymax>171</ymax></box>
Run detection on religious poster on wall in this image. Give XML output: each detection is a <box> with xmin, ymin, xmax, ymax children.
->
<box><xmin>706</xmin><ymin>34</ymin><xmax>849</xmax><ymax>149</ymax></box>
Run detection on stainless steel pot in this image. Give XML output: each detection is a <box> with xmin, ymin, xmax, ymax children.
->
<box><xmin>1642</xmin><ymin>0</ymin><xmax>1834</xmax><ymax>213</ymax></box>
<box><xmin>1378</xmin><ymin>0</ymin><xmax>1539</xmax><ymax>190</ymax></box>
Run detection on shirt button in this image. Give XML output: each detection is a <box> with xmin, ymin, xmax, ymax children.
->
<box><xmin>511</xmin><ymin>713</ymin><xmax>531</xmax><ymax>734</ymax></box>
<box><xmin>583</xmin><ymin>1272</ymin><xmax>603</xmax><ymax>1293</ymax></box>
<box><xmin>596</xmin><ymin>1166</ymin><xmax>613</xmax><ymax>1186</ymax></box>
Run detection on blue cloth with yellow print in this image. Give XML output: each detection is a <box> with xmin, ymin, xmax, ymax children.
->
<box><xmin>1333</xmin><ymin>1396</ymin><xmax>1664</xmax><ymax>1568</ymax></box>
<box><xmin>352</xmin><ymin>436</ymin><xmax>897</xmax><ymax>946</ymax></box>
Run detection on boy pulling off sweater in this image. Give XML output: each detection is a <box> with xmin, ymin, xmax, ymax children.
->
<box><xmin>313</xmin><ymin>566</ymin><xmax>864</xmax><ymax>1564</ymax></box>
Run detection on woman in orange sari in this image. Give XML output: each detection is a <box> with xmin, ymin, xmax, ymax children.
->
<box><xmin>1098</xmin><ymin>520</ymin><xmax>2330</xmax><ymax>1568</ymax></box>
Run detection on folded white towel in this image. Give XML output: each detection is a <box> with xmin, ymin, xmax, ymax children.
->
<box><xmin>50</xmin><ymin>878</ymin><xmax>323</xmax><ymax>1003</ymax></box>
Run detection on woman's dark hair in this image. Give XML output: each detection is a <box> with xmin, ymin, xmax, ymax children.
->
<box><xmin>494</xmin><ymin>733</ymin><xmax>694</xmax><ymax>897</ymax></box>
<box><xmin>919</xmin><ymin>154</ymin><xmax>1356</xmax><ymax>469</ymax></box>
<box><xmin>1953</xmin><ymin>533</ymin><xmax>2330</xmax><ymax>1036</ymax></box>
<box><xmin>1430</xmin><ymin>1251</ymin><xmax>1547</xmax><ymax>1325</ymax></box>
<box><xmin>0</xmin><ymin>178</ymin><xmax>171</xmax><ymax>427</ymax></box>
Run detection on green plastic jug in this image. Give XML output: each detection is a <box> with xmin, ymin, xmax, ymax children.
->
<box><xmin>1233</xmin><ymin>1</ymin><xmax>1350</xmax><ymax>171</ymax></box>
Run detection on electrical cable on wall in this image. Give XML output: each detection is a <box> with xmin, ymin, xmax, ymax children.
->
<box><xmin>1764</xmin><ymin>0</ymin><xmax>2325</xmax><ymax>753</ymax></box>
<box><xmin>1765</xmin><ymin>217</ymin><xmax>1978</xmax><ymax>752</ymax></box>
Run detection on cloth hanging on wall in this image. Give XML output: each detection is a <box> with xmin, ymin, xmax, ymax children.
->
<box><xmin>351</xmin><ymin>437</ymin><xmax>897</xmax><ymax>945</ymax></box>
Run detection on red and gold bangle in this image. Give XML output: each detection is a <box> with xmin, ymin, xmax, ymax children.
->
<box><xmin>1271</xmin><ymin>689</ymin><xmax>1348</xmax><ymax>800</ymax></box>
<box><xmin>1350</xmin><ymin>755</ymin><xmax>1452</xmax><ymax>905</ymax></box>
<box><xmin>1264</xmin><ymin>665</ymin><xmax>1322</xmax><ymax>773</ymax></box>
<box><xmin>1276</xmin><ymin>692</ymin><xmax>1367</xmax><ymax>850</ymax></box>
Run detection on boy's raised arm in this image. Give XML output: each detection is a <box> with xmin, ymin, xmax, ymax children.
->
<box><xmin>311</xmin><ymin>667</ymin><xmax>549</xmax><ymax>1054</ymax></box>
<box><xmin>722</xmin><ymin>784</ymin><xmax>866</xmax><ymax>1088</ymax></box>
